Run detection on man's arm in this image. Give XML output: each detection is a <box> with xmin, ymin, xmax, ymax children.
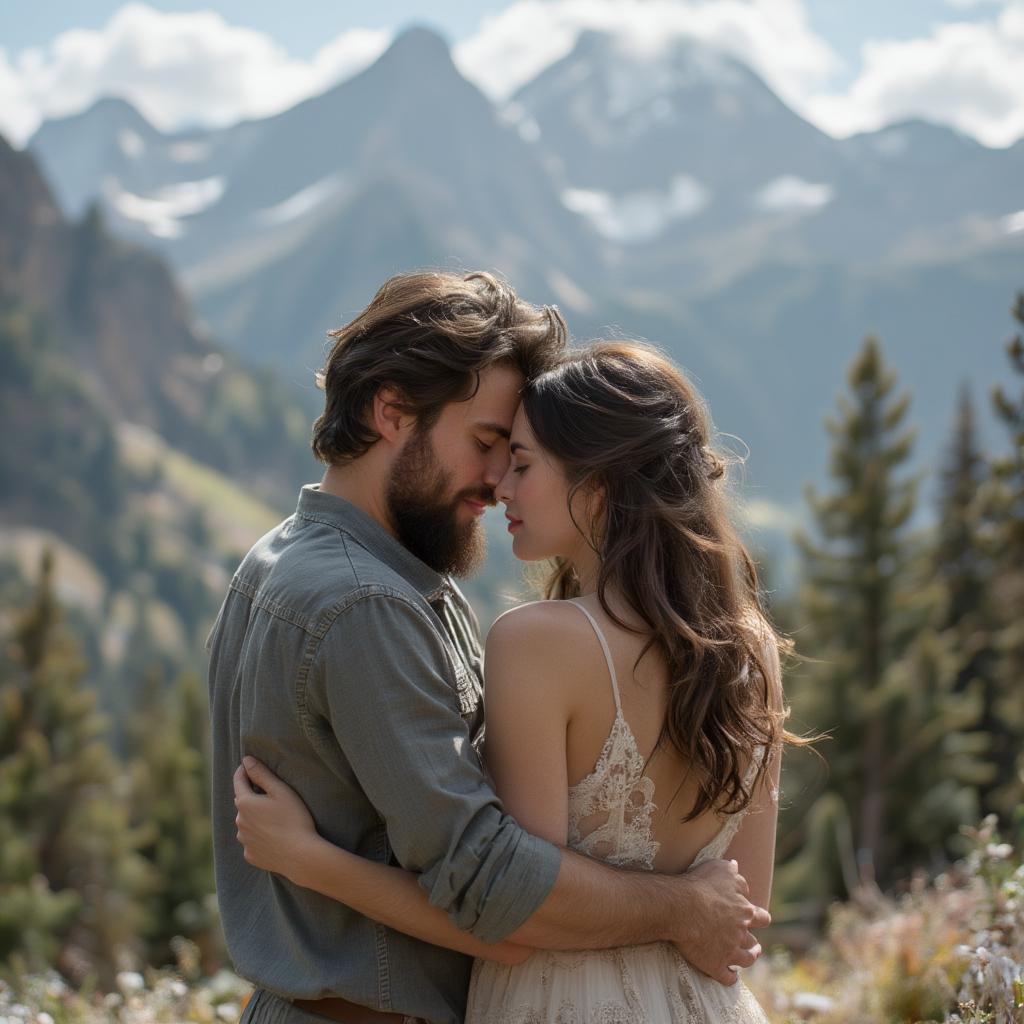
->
<box><xmin>305</xmin><ymin>592</ymin><xmax>560</xmax><ymax>942</ymax></box>
<box><xmin>515</xmin><ymin>851</ymin><xmax>765</xmax><ymax>985</ymax></box>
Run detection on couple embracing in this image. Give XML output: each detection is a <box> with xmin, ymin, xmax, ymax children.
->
<box><xmin>209</xmin><ymin>270</ymin><xmax>796</xmax><ymax>1024</ymax></box>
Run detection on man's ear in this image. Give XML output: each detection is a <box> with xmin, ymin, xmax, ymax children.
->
<box><xmin>371</xmin><ymin>386</ymin><xmax>416</xmax><ymax>445</ymax></box>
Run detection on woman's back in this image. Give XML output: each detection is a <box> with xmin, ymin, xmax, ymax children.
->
<box><xmin>466</xmin><ymin>596</ymin><xmax>773</xmax><ymax>1024</ymax></box>
<box><xmin>562</xmin><ymin>596</ymin><xmax>754</xmax><ymax>876</ymax></box>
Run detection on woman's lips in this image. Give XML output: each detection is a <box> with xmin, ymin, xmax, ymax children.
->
<box><xmin>506</xmin><ymin>514</ymin><xmax>523</xmax><ymax>533</ymax></box>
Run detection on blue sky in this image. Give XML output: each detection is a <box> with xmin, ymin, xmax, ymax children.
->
<box><xmin>2</xmin><ymin>1</ymin><xmax>1021</xmax><ymax>146</ymax></box>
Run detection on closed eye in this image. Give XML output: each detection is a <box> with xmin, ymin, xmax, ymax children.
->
<box><xmin>476</xmin><ymin>439</ymin><xmax>493</xmax><ymax>453</ymax></box>
<box><xmin>512</xmin><ymin>465</ymin><xmax>527</xmax><ymax>475</ymax></box>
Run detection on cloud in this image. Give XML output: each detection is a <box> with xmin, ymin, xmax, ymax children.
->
<box><xmin>0</xmin><ymin>49</ymin><xmax>37</xmax><ymax>145</ymax></box>
<box><xmin>3</xmin><ymin>0</ymin><xmax>1022</xmax><ymax>152</ymax></box>
<box><xmin>802</xmin><ymin>1</ymin><xmax>1024</xmax><ymax>147</ymax></box>
<box><xmin>453</xmin><ymin>0</ymin><xmax>842</xmax><ymax>113</ymax></box>
<box><xmin>0</xmin><ymin>3</ymin><xmax>390</xmax><ymax>146</ymax></box>
<box><xmin>453</xmin><ymin>0</ymin><xmax>1024</xmax><ymax>148</ymax></box>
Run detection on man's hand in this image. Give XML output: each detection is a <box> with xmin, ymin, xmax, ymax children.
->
<box><xmin>670</xmin><ymin>858</ymin><xmax>770</xmax><ymax>986</ymax></box>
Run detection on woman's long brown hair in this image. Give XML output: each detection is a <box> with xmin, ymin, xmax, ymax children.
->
<box><xmin>522</xmin><ymin>341</ymin><xmax>805</xmax><ymax>820</ymax></box>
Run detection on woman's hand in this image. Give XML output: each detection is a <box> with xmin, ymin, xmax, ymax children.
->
<box><xmin>234</xmin><ymin>758</ymin><xmax>531</xmax><ymax>964</ymax></box>
<box><xmin>233</xmin><ymin>756</ymin><xmax>322</xmax><ymax>885</ymax></box>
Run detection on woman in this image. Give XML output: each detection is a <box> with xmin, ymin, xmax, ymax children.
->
<box><xmin>234</xmin><ymin>341</ymin><xmax>797</xmax><ymax>1022</ymax></box>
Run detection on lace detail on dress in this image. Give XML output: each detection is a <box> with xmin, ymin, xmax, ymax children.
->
<box><xmin>567</xmin><ymin>712</ymin><xmax>659</xmax><ymax>870</ymax></box>
<box><xmin>564</xmin><ymin>602</ymin><xmax>660</xmax><ymax>871</ymax></box>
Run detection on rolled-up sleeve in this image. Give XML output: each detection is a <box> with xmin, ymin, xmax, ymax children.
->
<box><xmin>305</xmin><ymin>592</ymin><xmax>561</xmax><ymax>944</ymax></box>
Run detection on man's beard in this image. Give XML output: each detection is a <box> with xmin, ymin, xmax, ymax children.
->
<box><xmin>385</xmin><ymin>429</ymin><xmax>490</xmax><ymax>578</ymax></box>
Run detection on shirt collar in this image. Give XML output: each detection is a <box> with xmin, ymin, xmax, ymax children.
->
<box><xmin>294</xmin><ymin>484</ymin><xmax>450</xmax><ymax>602</ymax></box>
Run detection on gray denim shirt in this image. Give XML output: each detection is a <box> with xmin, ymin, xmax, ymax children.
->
<box><xmin>207</xmin><ymin>485</ymin><xmax>561</xmax><ymax>1024</ymax></box>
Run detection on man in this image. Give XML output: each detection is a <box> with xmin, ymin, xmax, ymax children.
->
<box><xmin>208</xmin><ymin>271</ymin><xmax>769</xmax><ymax>1024</ymax></box>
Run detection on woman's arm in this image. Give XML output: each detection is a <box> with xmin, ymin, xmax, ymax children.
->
<box><xmin>478</xmin><ymin>603</ymin><xmax>574</xmax><ymax>845</ymax></box>
<box><xmin>233</xmin><ymin>761</ymin><xmax>530</xmax><ymax>965</ymax></box>
<box><xmin>722</xmin><ymin>745</ymin><xmax>781</xmax><ymax>911</ymax></box>
<box><xmin>723</xmin><ymin>626</ymin><xmax>785</xmax><ymax>909</ymax></box>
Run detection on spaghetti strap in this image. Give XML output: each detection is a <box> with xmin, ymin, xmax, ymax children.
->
<box><xmin>569</xmin><ymin>600</ymin><xmax>622</xmax><ymax>714</ymax></box>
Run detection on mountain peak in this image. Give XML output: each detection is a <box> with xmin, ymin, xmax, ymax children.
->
<box><xmin>36</xmin><ymin>95</ymin><xmax>155</xmax><ymax>138</ymax></box>
<box><xmin>566</xmin><ymin>27</ymin><xmax>743</xmax><ymax>72</ymax></box>
<box><xmin>517</xmin><ymin>27</ymin><xmax>766</xmax><ymax>110</ymax></box>
<box><xmin>381</xmin><ymin>24</ymin><xmax>453</xmax><ymax>65</ymax></box>
<box><xmin>843</xmin><ymin>118</ymin><xmax>985</xmax><ymax>162</ymax></box>
<box><xmin>886</xmin><ymin>118</ymin><xmax>980</xmax><ymax>147</ymax></box>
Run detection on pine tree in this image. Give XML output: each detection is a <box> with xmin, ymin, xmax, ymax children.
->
<box><xmin>789</xmin><ymin>337</ymin><xmax>984</xmax><ymax>900</ymax></box>
<box><xmin>984</xmin><ymin>294</ymin><xmax>1024</xmax><ymax>818</ymax></box>
<box><xmin>934</xmin><ymin>386</ymin><xmax>1002</xmax><ymax>808</ymax></box>
<box><xmin>127</xmin><ymin>670</ymin><xmax>218</xmax><ymax>967</ymax></box>
<box><xmin>0</xmin><ymin>555</ymin><xmax>80</xmax><ymax>971</ymax></box>
<box><xmin>0</xmin><ymin>552</ymin><xmax>155</xmax><ymax>982</ymax></box>
<box><xmin>937</xmin><ymin>386</ymin><xmax>989</xmax><ymax>638</ymax></box>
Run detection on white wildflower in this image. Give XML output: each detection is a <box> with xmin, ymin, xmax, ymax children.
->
<box><xmin>792</xmin><ymin>992</ymin><xmax>835</xmax><ymax>1013</ymax></box>
<box><xmin>116</xmin><ymin>971</ymin><xmax>146</xmax><ymax>995</ymax></box>
<box><xmin>986</xmin><ymin>843</ymin><xmax>1014</xmax><ymax>860</ymax></box>
<box><xmin>208</xmin><ymin>970</ymin><xmax>241</xmax><ymax>998</ymax></box>
<box><xmin>42</xmin><ymin>979</ymin><xmax>65</xmax><ymax>1000</ymax></box>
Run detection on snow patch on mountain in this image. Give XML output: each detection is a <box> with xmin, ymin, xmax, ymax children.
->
<box><xmin>1002</xmin><ymin>210</ymin><xmax>1024</xmax><ymax>234</ymax></box>
<box><xmin>104</xmin><ymin>175</ymin><xmax>225</xmax><ymax>238</ymax></box>
<box><xmin>605</xmin><ymin>60</ymin><xmax>678</xmax><ymax>120</ymax></box>
<box><xmin>118</xmin><ymin>129</ymin><xmax>145</xmax><ymax>158</ymax></box>
<box><xmin>608</xmin><ymin>41</ymin><xmax>746</xmax><ymax>119</ymax></box>
<box><xmin>869</xmin><ymin>130</ymin><xmax>909</xmax><ymax>159</ymax></box>
<box><xmin>169</xmin><ymin>140</ymin><xmax>210</xmax><ymax>163</ymax></box>
<box><xmin>754</xmin><ymin>176</ymin><xmax>833</xmax><ymax>213</ymax></box>
<box><xmin>252</xmin><ymin>174</ymin><xmax>348</xmax><ymax>227</ymax></box>
<box><xmin>547</xmin><ymin>39</ymin><xmax>749</xmax><ymax>138</ymax></box>
<box><xmin>500</xmin><ymin>103</ymin><xmax>542</xmax><ymax>143</ymax></box>
<box><xmin>562</xmin><ymin>176</ymin><xmax>707</xmax><ymax>243</ymax></box>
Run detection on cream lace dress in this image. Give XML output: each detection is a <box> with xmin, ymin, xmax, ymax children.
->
<box><xmin>465</xmin><ymin>602</ymin><xmax>770</xmax><ymax>1024</ymax></box>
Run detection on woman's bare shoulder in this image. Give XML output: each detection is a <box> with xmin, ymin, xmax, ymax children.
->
<box><xmin>487</xmin><ymin>599</ymin><xmax>595</xmax><ymax>649</ymax></box>
<box><xmin>484</xmin><ymin>600</ymin><xmax>604</xmax><ymax>706</ymax></box>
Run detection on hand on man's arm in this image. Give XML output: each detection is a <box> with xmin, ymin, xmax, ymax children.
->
<box><xmin>506</xmin><ymin>849</ymin><xmax>768</xmax><ymax>986</ymax></box>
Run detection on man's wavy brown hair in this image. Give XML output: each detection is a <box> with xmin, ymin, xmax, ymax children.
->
<box><xmin>312</xmin><ymin>270</ymin><xmax>567</xmax><ymax>464</ymax></box>
<box><xmin>523</xmin><ymin>341</ymin><xmax>807</xmax><ymax>820</ymax></box>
